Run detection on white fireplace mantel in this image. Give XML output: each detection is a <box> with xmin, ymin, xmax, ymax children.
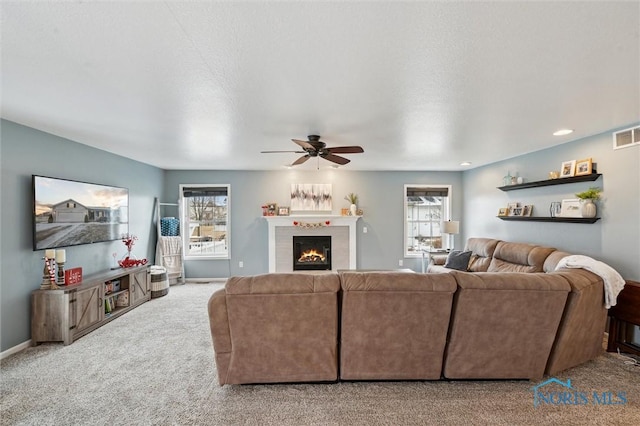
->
<box><xmin>264</xmin><ymin>215</ymin><xmax>360</xmax><ymax>272</ymax></box>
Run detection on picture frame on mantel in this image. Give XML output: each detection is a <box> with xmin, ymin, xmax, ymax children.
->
<box><xmin>278</xmin><ymin>206</ymin><xmax>290</xmax><ymax>216</ymax></box>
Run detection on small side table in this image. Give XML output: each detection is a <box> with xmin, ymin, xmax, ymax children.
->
<box><xmin>607</xmin><ymin>280</ymin><xmax>640</xmax><ymax>355</ymax></box>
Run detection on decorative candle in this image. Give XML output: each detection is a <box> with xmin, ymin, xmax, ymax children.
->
<box><xmin>56</xmin><ymin>249</ymin><xmax>66</xmax><ymax>263</ymax></box>
<box><xmin>45</xmin><ymin>249</ymin><xmax>56</xmax><ymax>259</ymax></box>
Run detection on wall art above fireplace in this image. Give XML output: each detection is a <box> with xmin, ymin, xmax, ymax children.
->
<box><xmin>290</xmin><ymin>184</ymin><xmax>332</xmax><ymax>211</ymax></box>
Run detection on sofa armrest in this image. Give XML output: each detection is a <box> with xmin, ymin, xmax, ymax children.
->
<box><xmin>208</xmin><ymin>289</ymin><xmax>232</xmax><ymax>385</ymax></box>
<box><xmin>430</xmin><ymin>254</ymin><xmax>448</xmax><ymax>266</ymax></box>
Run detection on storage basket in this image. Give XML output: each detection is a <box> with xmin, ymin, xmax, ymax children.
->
<box><xmin>160</xmin><ymin>218</ymin><xmax>180</xmax><ymax>236</ymax></box>
<box><xmin>150</xmin><ymin>265</ymin><xmax>169</xmax><ymax>298</ymax></box>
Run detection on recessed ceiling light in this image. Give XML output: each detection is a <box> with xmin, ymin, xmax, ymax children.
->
<box><xmin>460</xmin><ymin>161</ymin><xmax>472</xmax><ymax>166</ymax></box>
<box><xmin>330</xmin><ymin>165</ymin><xmax>339</xmax><ymax>169</ymax></box>
<box><xmin>283</xmin><ymin>165</ymin><xmax>292</xmax><ymax>169</ymax></box>
<box><xmin>553</xmin><ymin>129</ymin><xmax>574</xmax><ymax>136</ymax></box>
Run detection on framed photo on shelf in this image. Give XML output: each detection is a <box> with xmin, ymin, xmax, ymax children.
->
<box><xmin>558</xmin><ymin>199</ymin><xmax>582</xmax><ymax>218</ymax></box>
<box><xmin>522</xmin><ymin>205</ymin><xmax>534</xmax><ymax>217</ymax></box>
<box><xmin>507</xmin><ymin>202</ymin><xmax>521</xmax><ymax>216</ymax></box>
<box><xmin>497</xmin><ymin>207</ymin><xmax>509</xmax><ymax>216</ymax></box>
<box><xmin>278</xmin><ymin>206</ymin><xmax>290</xmax><ymax>216</ymax></box>
<box><xmin>511</xmin><ymin>206</ymin><xmax>524</xmax><ymax>216</ymax></box>
<box><xmin>575</xmin><ymin>158</ymin><xmax>593</xmax><ymax>176</ymax></box>
<box><xmin>560</xmin><ymin>160</ymin><xmax>576</xmax><ymax>178</ymax></box>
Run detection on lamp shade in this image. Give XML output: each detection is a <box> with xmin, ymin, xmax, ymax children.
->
<box><xmin>442</xmin><ymin>220</ymin><xmax>459</xmax><ymax>234</ymax></box>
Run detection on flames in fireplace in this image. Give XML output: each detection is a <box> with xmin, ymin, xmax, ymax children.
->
<box><xmin>298</xmin><ymin>249</ymin><xmax>326</xmax><ymax>263</ymax></box>
<box><xmin>293</xmin><ymin>235</ymin><xmax>331</xmax><ymax>271</ymax></box>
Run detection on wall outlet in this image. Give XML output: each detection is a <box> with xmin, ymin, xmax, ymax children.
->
<box><xmin>398</xmin><ymin>259</ymin><xmax>403</xmax><ymax>266</ymax></box>
<box><xmin>239</xmin><ymin>261</ymin><xmax>244</xmax><ymax>268</ymax></box>
<box><xmin>363</xmin><ymin>226</ymin><xmax>368</xmax><ymax>233</ymax></box>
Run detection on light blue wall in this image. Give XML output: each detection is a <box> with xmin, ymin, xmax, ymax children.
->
<box><xmin>0</xmin><ymin>120</ymin><xmax>163</xmax><ymax>352</ymax></box>
<box><xmin>462</xmin><ymin>125</ymin><xmax>640</xmax><ymax>280</ymax></box>
<box><xmin>163</xmin><ymin>169</ymin><xmax>464</xmax><ymax>277</ymax></box>
<box><xmin>3</xmin><ymin>119</ymin><xmax>638</xmax><ymax>353</ymax></box>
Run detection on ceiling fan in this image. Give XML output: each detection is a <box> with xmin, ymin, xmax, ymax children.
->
<box><xmin>261</xmin><ymin>135</ymin><xmax>364</xmax><ymax>166</ymax></box>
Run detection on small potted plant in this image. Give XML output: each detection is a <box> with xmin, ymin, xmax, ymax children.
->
<box><xmin>344</xmin><ymin>193</ymin><xmax>358</xmax><ymax>216</ymax></box>
<box><xmin>575</xmin><ymin>187</ymin><xmax>602</xmax><ymax>218</ymax></box>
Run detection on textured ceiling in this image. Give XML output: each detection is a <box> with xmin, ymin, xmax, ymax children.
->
<box><xmin>1</xmin><ymin>1</ymin><xmax>639</xmax><ymax>171</ymax></box>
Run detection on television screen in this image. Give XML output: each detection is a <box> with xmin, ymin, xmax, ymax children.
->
<box><xmin>32</xmin><ymin>175</ymin><xmax>129</xmax><ymax>250</ymax></box>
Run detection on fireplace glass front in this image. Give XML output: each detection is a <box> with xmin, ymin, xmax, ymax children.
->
<box><xmin>293</xmin><ymin>236</ymin><xmax>331</xmax><ymax>271</ymax></box>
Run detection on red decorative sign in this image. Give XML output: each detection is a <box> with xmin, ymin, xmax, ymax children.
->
<box><xmin>65</xmin><ymin>267</ymin><xmax>83</xmax><ymax>285</ymax></box>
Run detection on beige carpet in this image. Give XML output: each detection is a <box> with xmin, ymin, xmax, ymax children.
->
<box><xmin>1</xmin><ymin>283</ymin><xmax>639</xmax><ymax>425</ymax></box>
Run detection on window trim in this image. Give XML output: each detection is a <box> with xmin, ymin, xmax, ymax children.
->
<box><xmin>403</xmin><ymin>184</ymin><xmax>452</xmax><ymax>257</ymax></box>
<box><xmin>180</xmin><ymin>184</ymin><xmax>230</xmax><ymax>260</ymax></box>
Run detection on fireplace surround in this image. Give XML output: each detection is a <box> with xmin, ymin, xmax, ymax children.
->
<box><xmin>264</xmin><ymin>215</ymin><xmax>359</xmax><ymax>272</ymax></box>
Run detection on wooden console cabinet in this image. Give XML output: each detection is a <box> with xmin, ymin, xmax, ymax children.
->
<box><xmin>607</xmin><ymin>280</ymin><xmax>640</xmax><ymax>356</ymax></box>
<box><xmin>31</xmin><ymin>265</ymin><xmax>150</xmax><ymax>345</ymax></box>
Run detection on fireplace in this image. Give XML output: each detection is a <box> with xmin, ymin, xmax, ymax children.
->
<box><xmin>293</xmin><ymin>236</ymin><xmax>332</xmax><ymax>271</ymax></box>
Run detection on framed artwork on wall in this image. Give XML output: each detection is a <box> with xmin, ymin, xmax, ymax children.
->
<box><xmin>290</xmin><ymin>184</ymin><xmax>332</xmax><ymax>211</ymax></box>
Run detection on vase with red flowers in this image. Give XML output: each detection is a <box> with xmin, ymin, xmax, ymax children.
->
<box><xmin>118</xmin><ymin>234</ymin><xmax>148</xmax><ymax>268</ymax></box>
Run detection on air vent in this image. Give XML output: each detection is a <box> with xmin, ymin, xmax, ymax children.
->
<box><xmin>613</xmin><ymin>126</ymin><xmax>640</xmax><ymax>150</ymax></box>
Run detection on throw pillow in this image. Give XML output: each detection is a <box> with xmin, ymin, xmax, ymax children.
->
<box><xmin>444</xmin><ymin>250</ymin><xmax>472</xmax><ymax>271</ymax></box>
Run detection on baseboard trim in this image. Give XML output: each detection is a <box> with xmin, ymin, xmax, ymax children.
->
<box><xmin>1</xmin><ymin>340</ymin><xmax>31</xmax><ymax>360</ymax></box>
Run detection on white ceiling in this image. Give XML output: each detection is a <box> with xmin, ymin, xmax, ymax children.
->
<box><xmin>1</xmin><ymin>1</ymin><xmax>639</xmax><ymax>171</ymax></box>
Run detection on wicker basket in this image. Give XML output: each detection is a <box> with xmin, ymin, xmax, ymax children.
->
<box><xmin>150</xmin><ymin>266</ymin><xmax>169</xmax><ymax>298</ymax></box>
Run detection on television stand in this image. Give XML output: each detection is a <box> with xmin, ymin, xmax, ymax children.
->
<box><xmin>31</xmin><ymin>265</ymin><xmax>150</xmax><ymax>345</ymax></box>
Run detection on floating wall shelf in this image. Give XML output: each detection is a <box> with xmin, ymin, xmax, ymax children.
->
<box><xmin>497</xmin><ymin>216</ymin><xmax>600</xmax><ymax>224</ymax></box>
<box><xmin>498</xmin><ymin>174</ymin><xmax>602</xmax><ymax>192</ymax></box>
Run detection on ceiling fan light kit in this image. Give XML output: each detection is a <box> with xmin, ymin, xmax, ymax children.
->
<box><xmin>261</xmin><ymin>135</ymin><xmax>364</xmax><ymax>167</ymax></box>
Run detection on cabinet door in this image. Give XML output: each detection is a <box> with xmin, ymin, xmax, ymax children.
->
<box><xmin>130</xmin><ymin>269</ymin><xmax>149</xmax><ymax>305</ymax></box>
<box><xmin>75</xmin><ymin>285</ymin><xmax>103</xmax><ymax>333</ymax></box>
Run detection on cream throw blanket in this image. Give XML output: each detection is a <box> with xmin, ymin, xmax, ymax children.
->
<box><xmin>555</xmin><ymin>255</ymin><xmax>625</xmax><ymax>308</ymax></box>
<box><xmin>156</xmin><ymin>236</ymin><xmax>183</xmax><ymax>279</ymax></box>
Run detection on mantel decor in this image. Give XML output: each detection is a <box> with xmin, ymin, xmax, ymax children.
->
<box><xmin>293</xmin><ymin>220</ymin><xmax>331</xmax><ymax>228</ymax></box>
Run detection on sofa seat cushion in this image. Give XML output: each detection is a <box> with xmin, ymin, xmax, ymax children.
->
<box><xmin>339</xmin><ymin>272</ymin><xmax>456</xmax><ymax>380</ymax></box>
<box><xmin>487</xmin><ymin>241</ymin><xmax>556</xmax><ymax>273</ymax></box>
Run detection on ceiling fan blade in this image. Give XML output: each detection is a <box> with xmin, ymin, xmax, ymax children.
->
<box><xmin>291</xmin><ymin>155</ymin><xmax>311</xmax><ymax>165</ymax></box>
<box><xmin>260</xmin><ymin>150</ymin><xmax>306</xmax><ymax>153</ymax></box>
<box><xmin>326</xmin><ymin>146</ymin><xmax>364</xmax><ymax>154</ymax></box>
<box><xmin>292</xmin><ymin>139</ymin><xmax>315</xmax><ymax>150</ymax></box>
<box><xmin>322</xmin><ymin>153</ymin><xmax>351</xmax><ymax>165</ymax></box>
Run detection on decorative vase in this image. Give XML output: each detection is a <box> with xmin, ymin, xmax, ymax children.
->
<box><xmin>581</xmin><ymin>199</ymin><xmax>597</xmax><ymax>218</ymax></box>
<box><xmin>350</xmin><ymin>204</ymin><xmax>357</xmax><ymax>216</ymax></box>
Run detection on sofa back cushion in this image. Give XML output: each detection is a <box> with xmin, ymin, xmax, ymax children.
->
<box><xmin>211</xmin><ymin>273</ymin><xmax>341</xmax><ymax>385</ymax></box>
<box><xmin>339</xmin><ymin>271</ymin><xmax>456</xmax><ymax>380</ymax></box>
<box><xmin>443</xmin><ymin>271</ymin><xmax>570</xmax><ymax>379</ymax></box>
<box><xmin>543</xmin><ymin>250</ymin><xmax>572</xmax><ymax>273</ymax></box>
<box><xmin>487</xmin><ymin>241</ymin><xmax>556</xmax><ymax>273</ymax></box>
<box><xmin>465</xmin><ymin>238</ymin><xmax>500</xmax><ymax>272</ymax></box>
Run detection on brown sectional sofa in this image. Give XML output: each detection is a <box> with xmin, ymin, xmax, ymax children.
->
<box><xmin>208</xmin><ymin>238</ymin><xmax>608</xmax><ymax>385</ymax></box>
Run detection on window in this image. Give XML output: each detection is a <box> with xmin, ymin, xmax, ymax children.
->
<box><xmin>180</xmin><ymin>184</ymin><xmax>230</xmax><ymax>259</ymax></box>
<box><xmin>404</xmin><ymin>185</ymin><xmax>451</xmax><ymax>256</ymax></box>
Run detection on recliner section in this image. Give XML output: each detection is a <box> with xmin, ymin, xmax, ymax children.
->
<box><xmin>340</xmin><ymin>271</ymin><xmax>457</xmax><ymax>380</ymax></box>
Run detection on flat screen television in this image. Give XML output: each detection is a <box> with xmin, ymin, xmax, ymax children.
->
<box><xmin>32</xmin><ymin>175</ymin><xmax>129</xmax><ymax>251</ymax></box>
